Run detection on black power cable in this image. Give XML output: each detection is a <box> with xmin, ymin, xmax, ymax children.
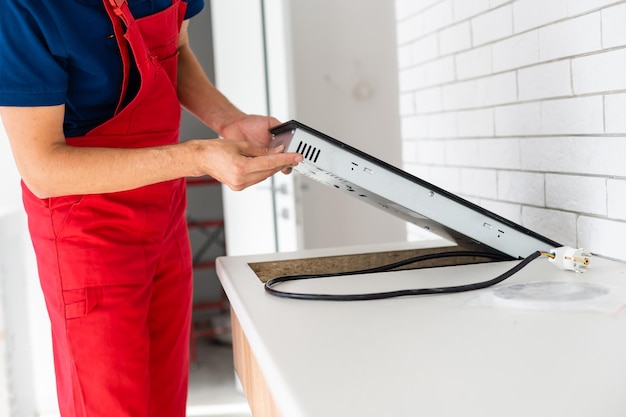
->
<box><xmin>264</xmin><ymin>250</ymin><xmax>545</xmax><ymax>301</ymax></box>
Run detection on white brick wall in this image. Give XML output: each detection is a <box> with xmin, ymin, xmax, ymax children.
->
<box><xmin>602</xmin><ymin>2</ymin><xmax>626</xmax><ymax>47</ymax></box>
<box><xmin>395</xmin><ymin>0</ymin><xmax>626</xmax><ymax>260</ymax></box>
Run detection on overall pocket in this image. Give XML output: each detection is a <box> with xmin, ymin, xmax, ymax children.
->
<box><xmin>63</xmin><ymin>287</ymin><xmax>103</xmax><ymax>320</ymax></box>
<box><xmin>51</xmin><ymin>189</ymin><xmax>156</xmax><ymax>290</ymax></box>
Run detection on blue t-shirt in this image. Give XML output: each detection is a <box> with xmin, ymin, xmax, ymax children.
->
<box><xmin>0</xmin><ymin>0</ymin><xmax>204</xmax><ymax>137</ymax></box>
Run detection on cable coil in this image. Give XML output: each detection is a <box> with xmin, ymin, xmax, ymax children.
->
<box><xmin>264</xmin><ymin>251</ymin><xmax>548</xmax><ymax>301</ymax></box>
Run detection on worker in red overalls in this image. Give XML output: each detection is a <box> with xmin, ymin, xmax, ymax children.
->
<box><xmin>0</xmin><ymin>1</ymin><xmax>302</xmax><ymax>416</ymax></box>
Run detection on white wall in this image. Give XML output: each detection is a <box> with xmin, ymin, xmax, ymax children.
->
<box><xmin>0</xmin><ymin>120</ymin><xmax>22</xmax><ymax>211</ymax></box>
<box><xmin>0</xmin><ymin>218</ymin><xmax>10</xmax><ymax>417</ymax></box>
<box><xmin>211</xmin><ymin>0</ymin><xmax>281</xmax><ymax>256</ymax></box>
<box><xmin>395</xmin><ymin>0</ymin><xmax>626</xmax><ymax>260</ymax></box>
<box><xmin>0</xmin><ymin>119</ymin><xmax>19</xmax><ymax>415</ymax></box>
<box><xmin>286</xmin><ymin>0</ymin><xmax>407</xmax><ymax>250</ymax></box>
<box><xmin>215</xmin><ymin>0</ymin><xmax>406</xmax><ymax>255</ymax></box>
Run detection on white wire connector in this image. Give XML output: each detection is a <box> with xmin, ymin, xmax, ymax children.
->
<box><xmin>548</xmin><ymin>246</ymin><xmax>591</xmax><ymax>273</ymax></box>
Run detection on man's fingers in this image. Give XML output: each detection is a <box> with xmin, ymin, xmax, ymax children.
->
<box><xmin>223</xmin><ymin>148</ymin><xmax>302</xmax><ymax>191</ymax></box>
<box><xmin>235</xmin><ymin>141</ymin><xmax>285</xmax><ymax>157</ymax></box>
<box><xmin>244</xmin><ymin>151</ymin><xmax>302</xmax><ymax>173</ymax></box>
<box><xmin>270</xmin><ymin>144</ymin><xmax>285</xmax><ymax>154</ymax></box>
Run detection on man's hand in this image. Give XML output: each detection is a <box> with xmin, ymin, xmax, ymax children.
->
<box><xmin>220</xmin><ymin>114</ymin><xmax>281</xmax><ymax>147</ymax></box>
<box><xmin>221</xmin><ymin>114</ymin><xmax>297</xmax><ymax>175</ymax></box>
<box><xmin>189</xmin><ymin>138</ymin><xmax>302</xmax><ymax>191</ymax></box>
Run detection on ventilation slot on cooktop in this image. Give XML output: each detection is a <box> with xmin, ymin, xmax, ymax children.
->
<box><xmin>295</xmin><ymin>141</ymin><xmax>321</xmax><ymax>163</ymax></box>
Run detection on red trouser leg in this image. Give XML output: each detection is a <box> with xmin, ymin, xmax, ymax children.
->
<box><xmin>40</xmin><ymin>221</ymin><xmax>192</xmax><ymax>417</ymax></box>
<box><xmin>148</xmin><ymin>224</ymin><xmax>193</xmax><ymax>417</ymax></box>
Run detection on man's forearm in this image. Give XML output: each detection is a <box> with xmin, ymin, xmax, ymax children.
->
<box><xmin>176</xmin><ymin>42</ymin><xmax>245</xmax><ymax>136</ymax></box>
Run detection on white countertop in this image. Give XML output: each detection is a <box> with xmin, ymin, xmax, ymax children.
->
<box><xmin>216</xmin><ymin>240</ymin><xmax>626</xmax><ymax>417</ymax></box>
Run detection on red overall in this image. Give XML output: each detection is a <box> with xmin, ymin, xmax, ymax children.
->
<box><xmin>21</xmin><ymin>1</ymin><xmax>192</xmax><ymax>416</ymax></box>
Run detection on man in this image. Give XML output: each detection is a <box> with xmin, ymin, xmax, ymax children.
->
<box><xmin>0</xmin><ymin>0</ymin><xmax>302</xmax><ymax>416</ymax></box>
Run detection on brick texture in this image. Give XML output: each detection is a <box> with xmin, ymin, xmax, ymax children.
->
<box><xmin>396</xmin><ymin>0</ymin><xmax>626</xmax><ymax>260</ymax></box>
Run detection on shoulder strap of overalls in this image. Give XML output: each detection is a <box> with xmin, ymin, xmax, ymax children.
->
<box><xmin>109</xmin><ymin>0</ymin><xmax>177</xmax><ymax>11</ymax></box>
<box><xmin>108</xmin><ymin>0</ymin><xmax>133</xmax><ymax>15</ymax></box>
<box><xmin>103</xmin><ymin>0</ymin><xmax>133</xmax><ymax>114</ymax></box>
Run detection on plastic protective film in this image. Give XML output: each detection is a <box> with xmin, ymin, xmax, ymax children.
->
<box><xmin>469</xmin><ymin>281</ymin><xmax>626</xmax><ymax>315</ymax></box>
